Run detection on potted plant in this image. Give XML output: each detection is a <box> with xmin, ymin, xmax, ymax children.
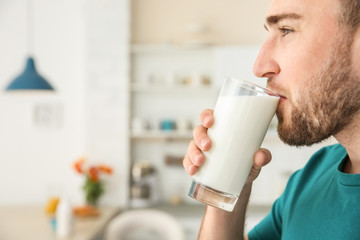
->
<box><xmin>73</xmin><ymin>157</ymin><xmax>113</xmax><ymax>206</ymax></box>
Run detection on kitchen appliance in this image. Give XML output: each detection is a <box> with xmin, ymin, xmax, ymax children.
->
<box><xmin>130</xmin><ymin>161</ymin><xmax>158</xmax><ymax>207</ymax></box>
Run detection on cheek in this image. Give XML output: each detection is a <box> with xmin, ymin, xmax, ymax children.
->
<box><xmin>277</xmin><ymin>42</ymin><xmax>327</xmax><ymax>102</ymax></box>
<box><xmin>277</xmin><ymin>55</ymin><xmax>307</xmax><ymax>102</ymax></box>
<box><xmin>279</xmin><ymin>31</ymin><xmax>333</xmax><ymax>79</ymax></box>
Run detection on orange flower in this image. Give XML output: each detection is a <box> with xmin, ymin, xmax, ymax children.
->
<box><xmin>73</xmin><ymin>156</ymin><xmax>114</xmax><ymax>180</ymax></box>
<box><xmin>89</xmin><ymin>166</ymin><xmax>99</xmax><ymax>182</ymax></box>
<box><xmin>73</xmin><ymin>157</ymin><xmax>86</xmax><ymax>174</ymax></box>
<box><xmin>98</xmin><ymin>164</ymin><xmax>113</xmax><ymax>175</ymax></box>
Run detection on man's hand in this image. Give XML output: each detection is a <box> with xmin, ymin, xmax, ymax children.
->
<box><xmin>183</xmin><ymin>109</ymin><xmax>273</xmax><ymax>239</ymax></box>
<box><xmin>183</xmin><ymin>109</ymin><xmax>272</xmax><ymax>184</ymax></box>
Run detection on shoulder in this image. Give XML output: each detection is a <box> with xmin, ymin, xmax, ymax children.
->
<box><xmin>304</xmin><ymin>143</ymin><xmax>346</xmax><ymax>170</ymax></box>
<box><xmin>287</xmin><ymin>143</ymin><xmax>346</xmax><ymax>188</ymax></box>
<box><xmin>308</xmin><ymin>143</ymin><xmax>346</xmax><ymax>161</ymax></box>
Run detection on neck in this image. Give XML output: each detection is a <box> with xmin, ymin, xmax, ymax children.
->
<box><xmin>334</xmin><ymin>114</ymin><xmax>360</xmax><ymax>174</ymax></box>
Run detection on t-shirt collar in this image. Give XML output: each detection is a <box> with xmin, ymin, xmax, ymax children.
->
<box><xmin>337</xmin><ymin>153</ymin><xmax>360</xmax><ymax>187</ymax></box>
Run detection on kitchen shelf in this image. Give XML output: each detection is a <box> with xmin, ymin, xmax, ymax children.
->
<box><xmin>131</xmin><ymin>84</ymin><xmax>219</xmax><ymax>94</ymax></box>
<box><xmin>131</xmin><ymin>43</ymin><xmax>213</xmax><ymax>54</ymax></box>
<box><xmin>131</xmin><ymin>131</ymin><xmax>193</xmax><ymax>141</ymax></box>
<box><xmin>131</xmin><ymin>129</ymin><xmax>280</xmax><ymax>143</ymax></box>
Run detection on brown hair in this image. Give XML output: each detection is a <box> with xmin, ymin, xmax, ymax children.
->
<box><xmin>339</xmin><ymin>0</ymin><xmax>360</xmax><ymax>32</ymax></box>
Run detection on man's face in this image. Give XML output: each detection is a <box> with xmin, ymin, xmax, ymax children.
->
<box><xmin>253</xmin><ymin>0</ymin><xmax>360</xmax><ymax>146</ymax></box>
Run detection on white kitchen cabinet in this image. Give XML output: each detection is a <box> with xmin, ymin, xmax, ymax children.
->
<box><xmin>129</xmin><ymin>44</ymin><xmax>219</xmax><ymax>206</ymax></box>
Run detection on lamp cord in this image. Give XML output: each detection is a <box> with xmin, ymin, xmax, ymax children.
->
<box><xmin>27</xmin><ymin>0</ymin><xmax>33</xmax><ymax>56</ymax></box>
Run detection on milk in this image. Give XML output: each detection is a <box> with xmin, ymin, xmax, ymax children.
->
<box><xmin>193</xmin><ymin>95</ymin><xmax>279</xmax><ymax>195</ymax></box>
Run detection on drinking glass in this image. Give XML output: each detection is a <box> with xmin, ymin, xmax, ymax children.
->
<box><xmin>188</xmin><ymin>77</ymin><xmax>279</xmax><ymax>212</ymax></box>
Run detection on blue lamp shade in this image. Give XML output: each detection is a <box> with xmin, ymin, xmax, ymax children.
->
<box><xmin>6</xmin><ymin>56</ymin><xmax>55</xmax><ymax>91</ymax></box>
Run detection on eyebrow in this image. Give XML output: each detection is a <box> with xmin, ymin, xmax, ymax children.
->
<box><xmin>266</xmin><ymin>13</ymin><xmax>302</xmax><ymax>26</ymax></box>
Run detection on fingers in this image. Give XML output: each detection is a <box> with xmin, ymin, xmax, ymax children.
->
<box><xmin>193</xmin><ymin>125</ymin><xmax>212</xmax><ymax>151</ymax></box>
<box><xmin>184</xmin><ymin>109</ymin><xmax>214</xmax><ymax>176</ymax></box>
<box><xmin>183</xmin><ymin>140</ymin><xmax>205</xmax><ymax>175</ymax></box>
<box><xmin>188</xmin><ymin>140</ymin><xmax>206</xmax><ymax>166</ymax></box>
<box><xmin>200</xmin><ymin>109</ymin><xmax>214</xmax><ymax>128</ymax></box>
<box><xmin>183</xmin><ymin>154</ymin><xmax>198</xmax><ymax>175</ymax></box>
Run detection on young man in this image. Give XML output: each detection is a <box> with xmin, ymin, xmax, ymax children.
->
<box><xmin>183</xmin><ymin>0</ymin><xmax>360</xmax><ymax>239</ymax></box>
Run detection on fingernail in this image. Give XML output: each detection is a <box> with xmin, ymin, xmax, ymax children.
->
<box><xmin>203</xmin><ymin>116</ymin><xmax>211</xmax><ymax>125</ymax></box>
<box><xmin>188</xmin><ymin>165</ymin><xmax>196</xmax><ymax>175</ymax></box>
<box><xmin>201</xmin><ymin>138</ymin><xmax>210</xmax><ymax>149</ymax></box>
<box><xmin>194</xmin><ymin>153</ymin><xmax>203</xmax><ymax>165</ymax></box>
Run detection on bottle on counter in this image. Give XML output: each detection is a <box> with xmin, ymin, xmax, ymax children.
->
<box><xmin>55</xmin><ymin>197</ymin><xmax>73</xmax><ymax>238</ymax></box>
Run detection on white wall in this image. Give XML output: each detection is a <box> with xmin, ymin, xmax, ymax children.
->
<box><xmin>131</xmin><ymin>0</ymin><xmax>270</xmax><ymax>45</ymax></box>
<box><xmin>0</xmin><ymin>0</ymin><xmax>86</xmax><ymax>205</ymax></box>
<box><xmin>0</xmin><ymin>0</ymin><xmax>130</xmax><ymax>207</ymax></box>
<box><xmin>84</xmin><ymin>0</ymin><xmax>130</xmax><ymax>207</ymax></box>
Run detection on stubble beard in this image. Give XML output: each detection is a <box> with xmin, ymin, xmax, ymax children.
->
<box><xmin>276</xmin><ymin>35</ymin><xmax>360</xmax><ymax>146</ymax></box>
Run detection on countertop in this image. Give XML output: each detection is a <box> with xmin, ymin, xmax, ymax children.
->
<box><xmin>0</xmin><ymin>205</ymin><xmax>121</xmax><ymax>240</ymax></box>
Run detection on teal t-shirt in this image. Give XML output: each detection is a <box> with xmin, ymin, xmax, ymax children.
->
<box><xmin>248</xmin><ymin>144</ymin><xmax>360</xmax><ymax>240</ymax></box>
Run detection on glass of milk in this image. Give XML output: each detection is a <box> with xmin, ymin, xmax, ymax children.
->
<box><xmin>188</xmin><ymin>77</ymin><xmax>279</xmax><ymax>212</ymax></box>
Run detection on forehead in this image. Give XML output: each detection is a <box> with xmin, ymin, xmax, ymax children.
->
<box><xmin>267</xmin><ymin>0</ymin><xmax>341</xmax><ymax>22</ymax></box>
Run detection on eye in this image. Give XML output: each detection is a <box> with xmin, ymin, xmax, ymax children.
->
<box><xmin>279</xmin><ymin>27</ymin><xmax>293</xmax><ymax>36</ymax></box>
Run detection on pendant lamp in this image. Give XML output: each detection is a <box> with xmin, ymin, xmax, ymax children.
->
<box><xmin>6</xmin><ymin>56</ymin><xmax>54</xmax><ymax>91</ymax></box>
<box><xmin>5</xmin><ymin>0</ymin><xmax>55</xmax><ymax>92</ymax></box>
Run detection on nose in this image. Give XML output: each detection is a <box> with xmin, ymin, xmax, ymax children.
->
<box><xmin>253</xmin><ymin>39</ymin><xmax>280</xmax><ymax>79</ymax></box>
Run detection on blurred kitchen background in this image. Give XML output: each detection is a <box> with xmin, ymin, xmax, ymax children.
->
<box><xmin>0</xmin><ymin>0</ymin><xmax>336</xmax><ymax>239</ymax></box>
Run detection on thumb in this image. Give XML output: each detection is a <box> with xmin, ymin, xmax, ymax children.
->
<box><xmin>246</xmin><ymin>148</ymin><xmax>272</xmax><ymax>184</ymax></box>
<box><xmin>254</xmin><ymin>148</ymin><xmax>272</xmax><ymax>170</ymax></box>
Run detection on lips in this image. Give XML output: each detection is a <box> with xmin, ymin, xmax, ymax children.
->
<box><xmin>268</xmin><ymin>89</ymin><xmax>287</xmax><ymax>105</ymax></box>
<box><xmin>266</xmin><ymin>88</ymin><xmax>287</xmax><ymax>99</ymax></box>
<box><xmin>277</xmin><ymin>93</ymin><xmax>287</xmax><ymax>99</ymax></box>
<box><xmin>266</xmin><ymin>79</ymin><xmax>287</xmax><ymax>99</ymax></box>
<box><xmin>279</xmin><ymin>96</ymin><xmax>287</xmax><ymax>104</ymax></box>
